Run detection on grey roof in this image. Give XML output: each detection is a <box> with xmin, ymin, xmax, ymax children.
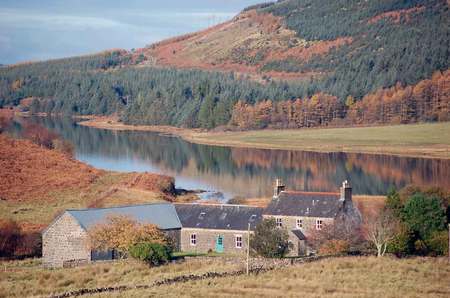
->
<box><xmin>175</xmin><ymin>204</ymin><xmax>263</xmax><ymax>231</ymax></box>
<box><xmin>264</xmin><ymin>191</ymin><xmax>343</xmax><ymax>218</ymax></box>
<box><xmin>66</xmin><ymin>203</ymin><xmax>181</xmax><ymax>230</ymax></box>
<box><xmin>291</xmin><ymin>229</ymin><xmax>306</xmax><ymax>240</ymax></box>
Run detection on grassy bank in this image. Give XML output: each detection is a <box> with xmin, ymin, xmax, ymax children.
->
<box><xmin>1</xmin><ymin>256</ymin><xmax>447</xmax><ymax>297</ymax></box>
<box><xmin>79</xmin><ymin>118</ymin><xmax>450</xmax><ymax>159</ymax></box>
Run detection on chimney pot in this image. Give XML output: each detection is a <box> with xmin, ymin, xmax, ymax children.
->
<box><xmin>273</xmin><ymin>178</ymin><xmax>285</xmax><ymax>199</ymax></box>
<box><xmin>340</xmin><ymin>180</ymin><xmax>352</xmax><ymax>202</ymax></box>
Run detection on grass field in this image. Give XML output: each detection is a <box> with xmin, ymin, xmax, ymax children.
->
<box><xmin>1</xmin><ymin>256</ymin><xmax>448</xmax><ymax>298</ymax></box>
<box><xmin>95</xmin><ymin>257</ymin><xmax>450</xmax><ymax>298</ymax></box>
<box><xmin>0</xmin><ymin>257</ymin><xmax>239</xmax><ymax>298</ymax></box>
<box><xmin>188</xmin><ymin>122</ymin><xmax>450</xmax><ymax>159</ymax></box>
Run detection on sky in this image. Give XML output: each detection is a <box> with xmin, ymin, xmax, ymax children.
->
<box><xmin>0</xmin><ymin>0</ymin><xmax>263</xmax><ymax>64</ymax></box>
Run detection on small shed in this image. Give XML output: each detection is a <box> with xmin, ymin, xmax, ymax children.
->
<box><xmin>42</xmin><ymin>203</ymin><xmax>181</xmax><ymax>268</ymax></box>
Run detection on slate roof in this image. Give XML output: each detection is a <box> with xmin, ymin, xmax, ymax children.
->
<box><xmin>175</xmin><ymin>203</ymin><xmax>263</xmax><ymax>231</ymax></box>
<box><xmin>291</xmin><ymin>229</ymin><xmax>306</xmax><ymax>240</ymax></box>
<box><xmin>66</xmin><ymin>203</ymin><xmax>181</xmax><ymax>231</ymax></box>
<box><xmin>264</xmin><ymin>191</ymin><xmax>343</xmax><ymax>218</ymax></box>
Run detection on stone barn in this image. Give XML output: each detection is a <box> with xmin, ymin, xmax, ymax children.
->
<box><xmin>42</xmin><ymin>203</ymin><xmax>181</xmax><ymax>268</ymax></box>
<box><xmin>175</xmin><ymin>204</ymin><xmax>263</xmax><ymax>254</ymax></box>
<box><xmin>264</xmin><ymin>180</ymin><xmax>362</xmax><ymax>256</ymax></box>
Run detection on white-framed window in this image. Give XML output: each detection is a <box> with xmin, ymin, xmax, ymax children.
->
<box><xmin>296</xmin><ymin>218</ymin><xmax>303</xmax><ymax>229</ymax></box>
<box><xmin>316</xmin><ymin>219</ymin><xmax>323</xmax><ymax>230</ymax></box>
<box><xmin>190</xmin><ymin>233</ymin><xmax>197</xmax><ymax>246</ymax></box>
<box><xmin>276</xmin><ymin>217</ymin><xmax>283</xmax><ymax>227</ymax></box>
<box><xmin>235</xmin><ymin>235</ymin><xmax>243</xmax><ymax>248</ymax></box>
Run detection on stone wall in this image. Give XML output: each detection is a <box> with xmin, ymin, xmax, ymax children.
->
<box><xmin>180</xmin><ymin>228</ymin><xmax>250</xmax><ymax>254</ymax></box>
<box><xmin>42</xmin><ymin>212</ymin><xmax>91</xmax><ymax>268</ymax></box>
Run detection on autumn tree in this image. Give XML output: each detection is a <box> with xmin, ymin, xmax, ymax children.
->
<box><xmin>88</xmin><ymin>215</ymin><xmax>168</xmax><ymax>257</ymax></box>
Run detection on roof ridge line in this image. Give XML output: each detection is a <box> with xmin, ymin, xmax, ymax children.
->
<box><xmin>67</xmin><ymin>202</ymin><xmax>171</xmax><ymax>212</ymax></box>
<box><xmin>174</xmin><ymin>202</ymin><xmax>263</xmax><ymax>208</ymax></box>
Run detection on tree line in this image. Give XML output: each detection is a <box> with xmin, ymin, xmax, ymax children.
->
<box><xmin>230</xmin><ymin>70</ymin><xmax>449</xmax><ymax>129</ymax></box>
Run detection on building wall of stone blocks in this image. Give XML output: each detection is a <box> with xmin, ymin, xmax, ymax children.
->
<box><xmin>180</xmin><ymin>228</ymin><xmax>250</xmax><ymax>255</ymax></box>
<box><xmin>164</xmin><ymin>228</ymin><xmax>181</xmax><ymax>251</ymax></box>
<box><xmin>263</xmin><ymin>215</ymin><xmax>334</xmax><ymax>256</ymax></box>
<box><xmin>42</xmin><ymin>212</ymin><xmax>91</xmax><ymax>268</ymax></box>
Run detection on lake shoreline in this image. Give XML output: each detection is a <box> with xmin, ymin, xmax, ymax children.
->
<box><xmin>78</xmin><ymin>116</ymin><xmax>450</xmax><ymax>160</ymax></box>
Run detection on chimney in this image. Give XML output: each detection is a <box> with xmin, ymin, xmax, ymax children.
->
<box><xmin>273</xmin><ymin>178</ymin><xmax>285</xmax><ymax>199</ymax></box>
<box><xmin>340</xmin><ymin>180</ymin><xmax>352</xmax><ymax>203</ymax></box>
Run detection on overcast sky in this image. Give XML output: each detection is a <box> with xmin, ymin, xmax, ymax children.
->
<box><xmin>0</xmin><ymin>0</ymin><xmax>263</xmax><ymax>64</ymax></box>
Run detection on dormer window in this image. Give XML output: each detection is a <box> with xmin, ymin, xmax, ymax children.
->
<box><xmin>276</xmin><ymin>217</ymin><xmax>282</xmax><ymax>227</ymax></box>
<box><xmin>249</xmin><ymin>214</ymin><xmax>257</xmax><ymax>222</ymax></box>
<box><xmin>198</xmin><ymin>212</ymin><xmax>206</xmax><ymax>219</ymax></box>
<box><xmin>296</xmin><ymin>218</ymin><xmax>303</xmax><ymax>229</ymax></box>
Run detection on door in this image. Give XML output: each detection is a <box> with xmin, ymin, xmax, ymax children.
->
<box><xmin>215</xmin><ymin>235</ymin><xmax>224</xmax><ymax>253</ymax></box>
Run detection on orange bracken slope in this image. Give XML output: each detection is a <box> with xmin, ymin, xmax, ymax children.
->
<box><xmin>0</xmin><ymin>134</ymin><xmax>103</xmax><ymax>201</ymax></box>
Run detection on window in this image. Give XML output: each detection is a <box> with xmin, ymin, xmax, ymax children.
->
<box><xmin>316</xmin><ymin>219</ymin><xmax>323</xmax><ymax>230</ymax></box>
<box><xmin>296</xmin><ymin>218</ymin><xmax>303</xmax><ymax>229</ymax></box>
<box><xmin>235</xmin><ymin>235</ymin><xmax>243</xmax><ymax>248</ymax></box>
<box><xmin>190</xmin><ymin>233</ymin><xmax>197</xmax><ymax>246</ymax></box>
<box><xmin>276</xmin><ymin>217</ymin><xmax>282</xmax><ymax>227</ymax></box>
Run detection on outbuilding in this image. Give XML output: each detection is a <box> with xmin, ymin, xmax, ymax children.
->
<box><xmin>42</xmin><ymin>203</ymin><xmax>181</xmax><ymax>268</ymax></box>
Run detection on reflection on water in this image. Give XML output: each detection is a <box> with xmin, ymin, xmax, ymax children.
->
<box><xmin>8</xmin><ymin>117</ymin><xmax>450</xmax><ymax>200</ymax></box>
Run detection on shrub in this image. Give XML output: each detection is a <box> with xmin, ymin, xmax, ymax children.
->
<box><xmin>318</xmin><ymin>239</ymin><xmax>350</xmax><ymax>255</ymax></box>
<box><xmin>250</xmin><ymin>218</ymin><xmax>291</xmax><ymax>258</ymax></box>
<box><xmin>426</xmin><ymin>230</ymin><xmax>449</xmax><ymax>256</ymax></box>
<box><xmin>129</xmin><ymin>242</ymin><xmax>172</xmax><ymax>266</ymax></box>
<box><xmin>0</xmin><ymin>219</ymin><xmax>21</xmax><ymax>257</ymax></box>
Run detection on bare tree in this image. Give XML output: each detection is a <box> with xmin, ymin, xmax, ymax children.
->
<box><xmin>363</xmin><ymin>210</ymin><xmax>399</xmax><ymax>257</ymax></box>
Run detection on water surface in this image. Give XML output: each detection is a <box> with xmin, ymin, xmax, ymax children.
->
<box><xmin>8</xmin><ymin>117</ymin><xmax>450</xmax><ymax>201</ymax></box>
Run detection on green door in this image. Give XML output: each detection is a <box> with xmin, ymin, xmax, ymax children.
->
<box><xmin>215</xmin><ymin>235</ymin><xmax>224</xmax><ymax>253</ymax></box>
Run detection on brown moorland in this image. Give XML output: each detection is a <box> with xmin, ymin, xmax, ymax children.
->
<box><xmin>139</xmin><ymin>10</ymin><xmax>350</xmax><ymax>81</ymax></box>
<box><xmin>0</xmin><ymin>134</ymin><xmax>103</xmax><ymax>202</ymax></box>
<box><xmin>0</xmin><ymin>134</ymin><xmax>192</xmax><ymax>233</ymax></box>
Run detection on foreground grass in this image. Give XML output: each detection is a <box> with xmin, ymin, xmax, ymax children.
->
<box><xmin>188</xmin><ymin>122</ymin><xmax>450</xmax><ymax>159</ymax></box>
<box><xmin>0</xmin><ymin>257</ymin><xmax>241</xmax><ymax>298</ymax></box>
<box><xmin>94</xmin><ymin>256</ymin><xmax>450</xmax><ymax>298</ymax></box>
<box><xmin>1</xmin><ymin>256</ymin><xmax>447</xmax><ymax>298</ymax></box>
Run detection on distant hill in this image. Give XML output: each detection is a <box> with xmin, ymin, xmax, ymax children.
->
<box><xmin>142</xmin><ymin>0</ymin><xmax>449</xmax><ymax>99</ymax></box>
<box><xmin>0</xmin><ymin>0</ymin><xmax>448</xmax><ymax>129</ymax></box>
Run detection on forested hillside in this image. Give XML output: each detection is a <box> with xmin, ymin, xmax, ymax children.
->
<box><xmin>0</xmin><ymin>0</ymin><xmax>448</xmax><ymax>129</ymax></box>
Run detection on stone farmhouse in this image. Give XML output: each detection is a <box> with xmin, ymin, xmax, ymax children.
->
<box><xmin>42</xmin><ymin>180</ymin><xmax>360</xmax><ymax>268</ymax></box>
<box><xmin>175</xmin><ymin>204</ymin><xmax>263</xmax><ymax>254</ymax></box>
<box><xmin>264</xmin><ymin>180</ymin><xmax>361</xmax><ymax>256</ymax></box>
